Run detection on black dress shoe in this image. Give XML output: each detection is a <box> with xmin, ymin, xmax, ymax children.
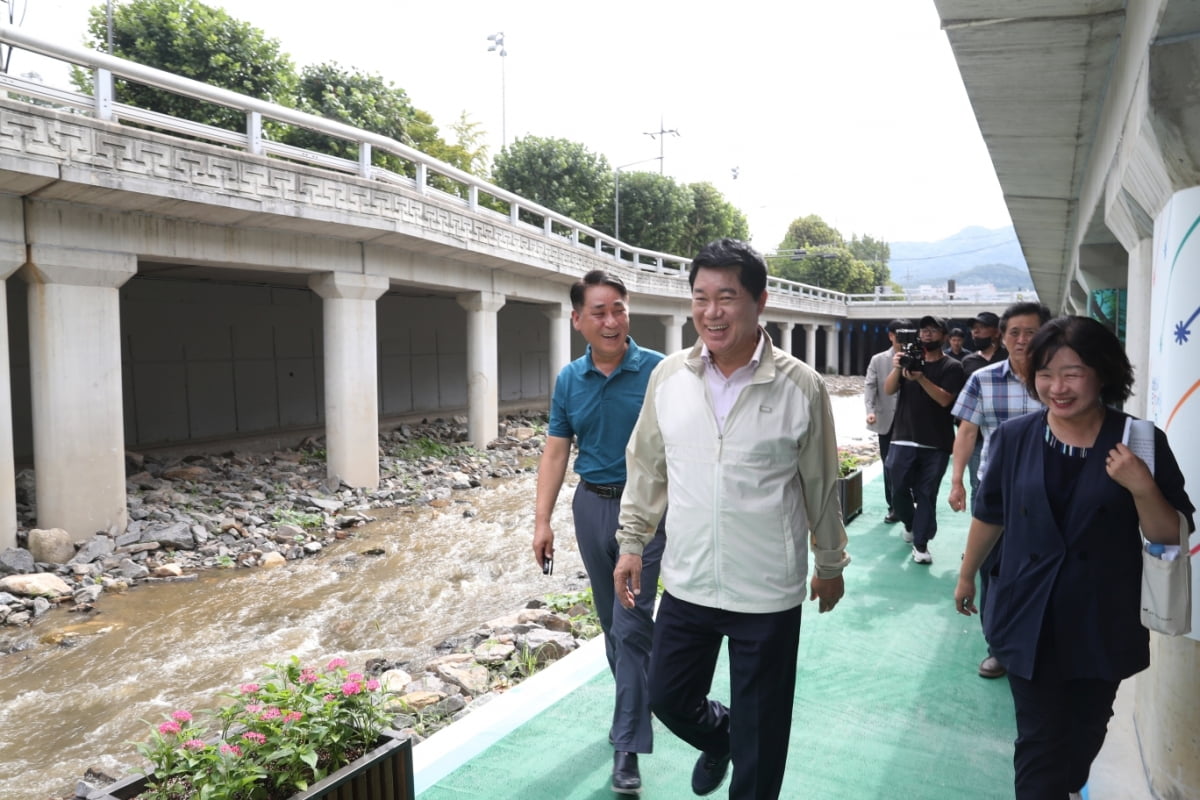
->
<box><xmin>884</xmin><ymin>509</ymin><xmax>899</xmax><ymax>524</ymax></box>
<box><xmin>612</xmin><ymin>751</ymin><xmax>641</xmax><ymax>795</ymax></box>
<box><xmin>691</xmin><ymin>751</ymin><xmax>731</xmax><ymax>796</ymax></box>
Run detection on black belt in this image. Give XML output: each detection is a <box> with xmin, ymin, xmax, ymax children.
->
<box><xmin>582</xmin><ymin>480</ymin><xmax>624</xmax><ymax>499</ymax></box>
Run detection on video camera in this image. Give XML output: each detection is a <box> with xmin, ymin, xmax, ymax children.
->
<box><xmin>895</xmin><ymin>328</ymin><xmax>924</xmax><ymax>372</ymax></box>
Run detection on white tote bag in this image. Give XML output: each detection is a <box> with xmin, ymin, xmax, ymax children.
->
<box><xmin>1140</xmin><ymin>511</ymin><xmax>1192</xmax><ymax>636</ymax></box>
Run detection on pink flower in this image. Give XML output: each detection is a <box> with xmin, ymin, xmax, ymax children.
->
<box><xmin>347</xmin><ymin>672</ymin><xmax>364</xmax><ymax>682</ymax></box>
<box><xmin>241</xmin><ymin>731</ymin><xmax>267</xmax><ymax>744</ymax></box>
<box><xmin>341</xmin><ymin>681</ymin><xmax>362</xmax><ymax>696</ymax></box>
<box><xmin>158</xmin><ymin>721</ymin><xmax>181</xmax><ymax>735</ymax></box>
<box><xmin>183</xmin><ymin>739</ymin><xmax>206</xmax><ymax>750</ymax></box>
<box><xmin>283</xmin><ymin>711</ymin><xmax>303</xmax><ymax>723</ymax></box>
<box><xmin>299</xmin><ymin>668</ymin><xmax>319</xmax><ymax>684</ymax></box>
<box><xmin>239</xmin><ymin>683</ymin><xmax>260</xmax><ymax>694</ymax></box>
<box><xmin>260</xmin><ymin>707</ymin><xmax>282</xmax><ymax>720</ymax></box>
<box><xmin>326</xmin><ymin>658</ymin><xmax>349</xmax><ymax>670</ymax></box>
<box><xmin>244</xmin><ymin>703</ymin><xmax>262</xmax><ymax>713</ymax></box>
<box><xmin>219</xmin><ymin>743</ymin><xmax>242</xmax><ymax>757</ymax></box>
<box><xmin>365</xmin><ymin>679</ymin><xmax>381</xmax><ymax>692</ymax></box>
<box><xmin>323</xmin><ymin>693</ymin><xmax>336</xmax><ymax>702</ymax></box>
<box><xmin>171</xmin><ymin>710</ymin><xmax>193</xmax><ymax>722</ymax></box>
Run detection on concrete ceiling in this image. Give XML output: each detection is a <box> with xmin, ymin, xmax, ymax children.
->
<box><xmin>932</xmin><ymin>0</ymin><xmax>1126</xmax><ymax>312</ymax></box>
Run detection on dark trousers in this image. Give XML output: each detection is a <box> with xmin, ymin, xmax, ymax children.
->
<box><xmin>649</xmin><ymin>592</ymin><xmax>803</xmax><ymax>800</ymax></box>
<box><xmin>979</xmin><ymin>533</ymin><xmax>1003</xmax><ymax>657</ymax></box>
<box><xmin>878</xmin><ymin>432</ymin><xmax>894</xmax><ymax>509</ymax></box>
<box><xmin>1007</xmin><ymin>652</ymin><xmax>1119</xmax><ymax>799</ymax></box>
<box><xmin>885</xmin><ymin>444</ymin><xmax>950</xmax><ymax>549</ymax></box>
<box><xmin>572</xmin><ymin>484</ymin><xmax>665</xmax><ymax>753</ymax></box>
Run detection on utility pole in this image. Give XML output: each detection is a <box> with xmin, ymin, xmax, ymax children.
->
<box><xmin>643</xmin><ymin>117</ymin><xmax>679</xmax><ymax>174</ymax></box>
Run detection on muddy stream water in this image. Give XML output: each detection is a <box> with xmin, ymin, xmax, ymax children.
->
<box><xmin>0</xmin><ymin>391</ymin><xmax>871</xmax><ymax>800</ymax></box>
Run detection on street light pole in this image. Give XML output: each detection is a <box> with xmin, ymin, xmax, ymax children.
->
<box><xmin>486</xmin><ymin>32</ymin><xmax>507</xmax><ymax>149</ymax></box>
<box><xmin>614</xmin><ymin>156</ymin><xmax>664</xmax><ymax>242</ymax></box>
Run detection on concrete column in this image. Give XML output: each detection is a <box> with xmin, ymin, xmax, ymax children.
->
<box><xmin>0</xmin><ymin>202</ymin><xmax>22</xmax><ymax>549</ymax></box>
<box><xmin>660</xmin><ymin>314</ymin><xmax>686</xmax><ymax>354</ymax></box>
<box><xmin>457</xmin><ymin>290</ymin><xmax>506</xmax><ymax>449</ymax></box>
<box><xmin>777</xmin><ymin>322</ymin><xmax>794</xmax><ymax>356</ymax></box>
<box><xmin>841</xmin><ymin>326</ymin><xmax>853</xmax><ymax>375</ymax></box>
<box><xmin>308</xmin><ymin>273</ymin><xmax>390</xmax><ymax>490</ymax></box>
<box><xmin>1124</xmin><ymin>239</ymin><xmax>1153</xmax><ymax>417</ymax></box>
<box><xmin>543</xmin><ymin>303</ymin><xmax>572</xmax><ymax>386</ymax></box>
<box><xmin>824</xmin><ymin>324</ymin><xmax>839</xmax><ymax>375</ymax></box>
<box><xmin>21</xmin><ymin>246</ymin><xmax>136</xmax><ymax>542</ymax></box>
<box><xmin>804</xmin><ymin>323</ymin><xmax>818</xmax><ymax>367</ymax></box>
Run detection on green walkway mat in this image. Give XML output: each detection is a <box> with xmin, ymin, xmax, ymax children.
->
<box><xmin>417</xmin><ymin>465</ymin><xmax>1017</xmax><ymax>799</ymax></box>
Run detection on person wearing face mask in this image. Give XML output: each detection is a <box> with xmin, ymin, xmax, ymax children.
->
<box><xmin>884</xmin><ymin>315</ymin><xmax>966</xmax><ymax>563</ymax></box>
<box><xmin>960</xmin><ymin>311</ymin><xmax>1008</xmax><ymax>500</ymax></box>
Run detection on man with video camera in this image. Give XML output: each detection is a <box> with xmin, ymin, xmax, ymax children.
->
<box><xmin>883</xmin><ymin>316</ymin><xmax>965</xmax><ymax>563</ymax></box>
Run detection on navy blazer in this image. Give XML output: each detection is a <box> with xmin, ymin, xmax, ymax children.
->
<box><xmin>976</xmin><ymin>408</ymin><xmax>1194</xmax><ymax>682</ymax></box>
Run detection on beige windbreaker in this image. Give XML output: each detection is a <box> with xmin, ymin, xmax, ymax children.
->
<box><xmin>616</xmin><ymin>332</ymin><xmax>850</xmax><ymax>614</ymax></box>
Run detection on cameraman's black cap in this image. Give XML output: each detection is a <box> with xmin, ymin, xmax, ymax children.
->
<box><xmin>970</xmin><ymin>311</ymin><xmax>1000</xmax><ymax>328</ymax></box>
<box><xmin>887</xmin><ymin>318</ymin><xmax>911</xmax><ymax>333</ymax></box>
<box><xmin>919</xmin><ymin>315</ymin><xmax>948</xmax><ymax>333</ymax></box>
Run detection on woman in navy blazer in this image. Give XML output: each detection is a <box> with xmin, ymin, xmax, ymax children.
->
<box><xmin>954</xmin><ymin>316</ymin><xmax>1194</xmax><ymax>800</ymax></box>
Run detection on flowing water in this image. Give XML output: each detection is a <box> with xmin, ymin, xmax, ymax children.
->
<box><xmin>0</xmin><ymin>391</ymin><xmax>872</xmax><ymax>800</ymax></box>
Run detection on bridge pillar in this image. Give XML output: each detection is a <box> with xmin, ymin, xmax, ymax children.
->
<box><xmin>777</xmin><ymin>321</ymin><xmax>794</xmax><ymax>356</ymax></box>
<box><xmin>21</xmin><ymin>246</ymin><xmax>136</xmax><ymax>543</ymax></box>
<box><xmin>824</xmin><ymin>324</ymin><xmax>839</xmax><ymax>375</ymax></box>
<box><xmin>841</xmin><ymin>326</ymin><xmax>853</xmax><ymax>375</ymax></box>
<box><xmin>0</xmin><ymin>197</ymin><xmax>21</xmax><ymax>550</ymax></box>
<box><xmin>543</xmin><ymin>303</ymin><xmax>572</xmax><ymax>386</ymax></box>
<box><xmin>660</xmin><ymin>314</ymin><xmax>686</xmax><ymax>355</ymax></box>
<box><xmin>309</xmin><ymin>273</ymin><xmax>390</xmax><ymax>490</ymax></box>
<box><xmin>457</xmin><ymin>291</ymin><xmax>506</xmax><ymax>449</ymax></box>
<box><xmin>804</xmin><ymin>323</ymin><xmax>818</xmax><ymax>367</ymax></box>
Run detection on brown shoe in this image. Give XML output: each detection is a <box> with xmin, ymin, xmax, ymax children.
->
<box><xmin>978</xmin><ymin>655</ymin><xmax>1006</xmax><ymax>679</ymax></box>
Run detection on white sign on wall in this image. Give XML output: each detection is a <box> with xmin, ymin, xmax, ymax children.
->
<box><xmin>1149</xmin><ymin>186</ymin><xmax>1200</xmax><ymax>641</ymax></box>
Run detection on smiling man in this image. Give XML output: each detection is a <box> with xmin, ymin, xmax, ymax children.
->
<box><xmin>614</xmin><ymin>239</ymin><xmax>849</xmax><ymax>799</ymax></box>
<box><xmin>532</xmin><ymin>269</ymin><xmax>666</xmax><ymax>795</ymax></box>
<box><xmin>948</xmin><ymin>301</ymin><xmax>1051</xmax><ymax>679</ymax></box>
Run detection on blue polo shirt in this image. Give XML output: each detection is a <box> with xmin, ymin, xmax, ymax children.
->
<box><xmin>548</xmin><ymin>336</ymin><xmax>664</xmax><ymax>486</ymax></box>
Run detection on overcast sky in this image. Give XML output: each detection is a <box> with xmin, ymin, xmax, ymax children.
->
<box><xmin>6</xmin><ymin>0</ymin><xmax>1014</xmax><ymax>246</ymax></box>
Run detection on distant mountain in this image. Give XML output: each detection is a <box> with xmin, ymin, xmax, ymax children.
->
<box><xmin>889</xmin><ymin>226</ymin><xmax>1033</xmax><ymax>291</ymax></box>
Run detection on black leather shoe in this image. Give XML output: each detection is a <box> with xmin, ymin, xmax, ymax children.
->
<box><xmin>612</xmin><ymin>751</ymin><xmax>641</xmax><ymax>795</ymax></box>
<box><xmin>691</xmin><ymin>751</ymin><xmax>731</xmax><ymax>796</ymax></box>
<box><xmin>884</xmin><ymin>509</ymin><xmax>899</xmax><ymax>524</ymax></box>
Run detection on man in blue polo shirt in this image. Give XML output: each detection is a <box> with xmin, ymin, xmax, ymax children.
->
<box><xmin>532</xmin><ymin>269</ymin><xmax>667</xmax><ymax>795</ymax></box>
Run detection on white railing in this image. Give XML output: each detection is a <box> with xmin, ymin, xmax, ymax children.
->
<box><xmin>0</xmin><ymin>26</ymin><xmax>1032</xmax><ymax>315</ymax></box>
<box><xmin>844</xmin><ymin>290</ymin><xmax>1039</xmax><ymax>307</ymax></box>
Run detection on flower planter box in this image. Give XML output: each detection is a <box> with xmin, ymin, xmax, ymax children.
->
<box><xmin>88</xmin><ymin>729</ymin><xmax>414</xmax><ymax>800</ymax></box>
<box><xmin>838</xmin><ymin>468</ymin><xmax>863</xmax><ymax>523</ymax></box>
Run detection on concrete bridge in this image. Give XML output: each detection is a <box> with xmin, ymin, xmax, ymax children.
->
<box><xmin>0</xmin><ymin>27</ymin><xmax>1013</xmax><ymax>551</ymax></box>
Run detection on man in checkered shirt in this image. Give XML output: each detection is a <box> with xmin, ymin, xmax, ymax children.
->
<box><xmin>948</xmin><ymin>300</ymin><xmax>1051</xmax><ymax>679</ymax></box>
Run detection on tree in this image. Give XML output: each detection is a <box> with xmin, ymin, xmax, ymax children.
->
<box><xmin>75</xmin><ymin>0</ymin><xmax>297</xmax><ymax>132</ymax></box>
<box><xmin>768</xmin><ymin>246</ymin><xmax>874</xmax><ymax>294</ymax></box>
<box><xmin>284</xmin><ymin>62</ymin><xmax>416</xmax><ymax>170</ymax></box>
<box><xmin>779</xmin><ymin>214</ymin><xmax>843</xmax><ymax>250</ymax></box>
<box><xmin>676</xmin><ymin>182</ymin><xmax>749</xmax><ymax>257</ymax></box>
<box><xmin>492</xmin><ymin>136</ymin><xmax>612</xmax><ymax>227</ymax></box>
<box><xmin>848</xmin><ymin>233</ymin><xmax>892</xmax><ymax>288</ymax></box>
<box><xmin>613</xmin><ymin>171</ymin><xmax>694</xmax><ymax>255</ymax></box>
<box><xmin>444</xmin><ymin>111</ymin><xmax>491</xmax><ymax>177</ymax></box>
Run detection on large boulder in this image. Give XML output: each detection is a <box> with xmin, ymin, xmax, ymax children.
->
<box><xmin>0</xmin><ymin>572</ymin><xmax>73</xmax><ymax>597</ymax></box>
<box><xmin>27</xmin><ymin>529</ymin><xmax>76</xmax><ymax>565</ymax></box>
<box><xmin>0</xmin><ymin>548</ymin><xmax>36</xmax><ymax>576</ymax></box>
